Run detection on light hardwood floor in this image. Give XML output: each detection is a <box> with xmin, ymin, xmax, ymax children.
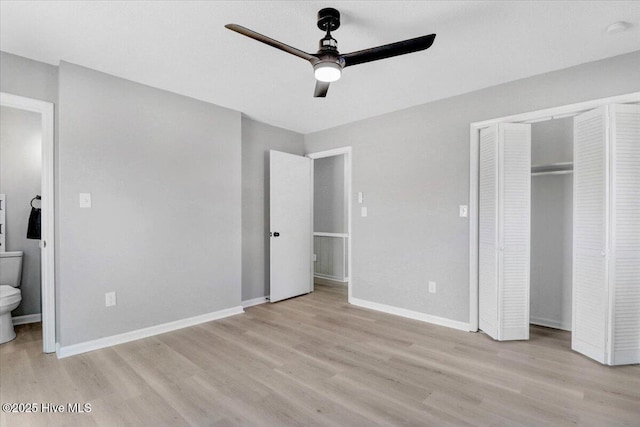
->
<box><xmin>1</xmin><ymin>284</ymin><xmax>639</xmax><ymax>426</ymax></box>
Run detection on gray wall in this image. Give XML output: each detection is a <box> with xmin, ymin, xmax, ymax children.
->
<box><xmin>305</xmin><ymin>51</ymin><xmax>640</xmax><ymax>324</ymax></box>
<box><xmin>57</xmin><ymin>62</ymin><xmax>242</xmax><ymax>346</ymax></box>
<box><xmin>530</xmin><ymin>118</ymin><xmax>573</xmax><ymax>330</ymax></box>
<box><xmin>2</xmin><ymin>48</ymin><xmax>639</xmax><ymax>339</ymax></box>
<box><xmin>241</xmin><ymin>117</ymin><xmax>304</xmax><ymax>301</ymax></box>
<box><xmin>531</xmin><ymin>117</ymin><xmax>573</xmax><ymax>165</ymax></box>
<box><xmin>314</xmin><ymin>155</ymin><xmax>345</xmax><ymax>233</ymax></box>
<box><xmin>0</xmin><ymin>106</ymin><xmax>42</xmax><ymax>316</ymax></box>
<box><xmin>0</xmin><ymin>51</ymin><xmax>58</xmax><ymax>104</ymax></box>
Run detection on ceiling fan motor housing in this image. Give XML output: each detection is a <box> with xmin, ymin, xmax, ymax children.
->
<box><xmin>316</xmin><ymin>8</ymin><xmax>342</xmax><ymax>65</ymax></box>
<box><xmin>319</xmin><ymin>33</ymin><xmax>338</xmax><ymax>51</ymax></box>
<box><xmin>317</xmin><ymin>8</ymin><xmax>340</xmax><ymax>32</ymax></box>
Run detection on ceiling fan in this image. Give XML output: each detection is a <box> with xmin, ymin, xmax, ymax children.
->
<box><xmin>225</xmin><ymin>8</ymin><xmax>436</xmax><ymax>97</ymax></box>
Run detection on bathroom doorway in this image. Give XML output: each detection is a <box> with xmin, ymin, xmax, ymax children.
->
<box><xmin>0</xmin><ymin>92</ymin><xmax>55</xmax><ymax>353</ymax></box>
<box><xmin>308</xmin><ymin>147</ymin><xmax>352</xmax><ymax>302</ymax></box>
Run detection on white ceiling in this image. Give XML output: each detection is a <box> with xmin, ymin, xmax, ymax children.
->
<box><xmin>1</xmin><ymin>1</ymin><xmax>639</xmax><ymax>134</ymax></box>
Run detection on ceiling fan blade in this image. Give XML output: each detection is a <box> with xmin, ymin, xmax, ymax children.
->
<box><xmin>314</xmin><ymin>80</ymin><xmax>330</xmax><ymax>97</ymax></box>
<box><xmin>341</xmin><ymin>34</ymin><xmax>436</xmax><ymax>67</ymax></box>
<box><xmin>225</xmin><ymin>24</ymin><xmax>317</xmax><ymax>63</ymax></box>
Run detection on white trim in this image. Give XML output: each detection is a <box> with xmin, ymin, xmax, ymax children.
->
<box><xmin>530</xmin><ymin>317</ymin><xmax>571</xmax><ymax>332</ymax></box>
<box><xmin>242</xmin><ymin>296</ymin><xmax>268</xmax><ymax>308</ymax></box>
<box><xmin>56</xmin><ymin>306</ymin><xmax>244</xmax><ymax>358</ymax></box>
<box><xmin>350</xmin><ymin>297</ymin><xmax>470</xmax><ymax>332</ymax></box>
<box><xmin>12</xmin><ymin>313</ymin><xmax>42</xmax><ymax>325</ymax></box>
<box><xmin>1</xmin><ymin>92</ymin><xmax>56</xmax><ymax>354</ymax></box>
<box><xmin>471</xmin><ymin>92</ymin><xmax>640</xmax><ymax>128</ymax></box>
<box><xmin>307</xmin><ymin>147</ymin><xmax>352</xmax><ymax>160</ymax></box>
<box><xmin>309</xmin><ymin>156</ymin><xmax>315</xmax><ymax>293</ymax></box>
<box><xmin>313</xmin><ymin>273</ymin><xmax>348</xmax><ymax>283</ymax></box>
<box><xmin>469</xmin><ymin>91</ymin><xmax>640</xmax><ymax>335</ymax></box>
<box><xmin>307</xmin><ymin>146</ymin><xmax>353</xmax><ymax>302</ymax></box>
<box><xmin>0</xmin><ymin>194</ymin><xmax>5</xmax><ymax>251</ymax></box>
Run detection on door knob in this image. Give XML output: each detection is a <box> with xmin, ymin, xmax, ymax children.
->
<box><xmin>274</xmin><ymin>232</ymin><xmax>280</xmax><ymax>237</ymax></box>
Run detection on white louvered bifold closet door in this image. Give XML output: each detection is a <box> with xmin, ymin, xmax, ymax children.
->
<box><xmin>498</xmin><ymin>124</ymin><xmax>531</xmax><ymax>340</ymax></box>
<box><xmin>572</xmin><ymin>106</ymin><xmax>609</xmax><ymax>364</ymax></box>
<box><xmin>479</xmin><ymin>123</ymin><xmax>531</xmax><ymax>341</ymax></box>
<box><xmin>609</xmin><ymin>104</ymin><xmax>640</xmax><ymax>365</ymax></box>
<box><xmin>479</xmin><ymin>126</ymin><xmax>499</xmax><ymax>339</ymax></box>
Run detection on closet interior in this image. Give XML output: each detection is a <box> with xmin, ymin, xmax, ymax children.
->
<box><xmin>530</xmin><ymin>117</ymin><xmax>573</xmax><ymax>332</ymax></box>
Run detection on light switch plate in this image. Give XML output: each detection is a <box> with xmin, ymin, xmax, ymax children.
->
<box><xmin>428</xmin><ymin>281</ymin><xmax>437</xmax><ymax>294</ymax></box>
<box><xmin>358</xmin><ymin>192</ymin><xmax>364</xmax><ymax>204</ymax></box>
<box><xmin>79</xmin><ymin>193</ymin><xmax>92</xmax><ymax>208</ymax></box>
<box><xmin>361</xmin><ymin>206</ymin><xmax>368</xmax><ymax>217</ymax></box>
<box><xmin>105</xmin><ymin>291</ymin><xmax>116</xmax><ymax>307</ymax></box>
<box><xmin>459</xmin><ymin>205</ymin><xmax>468</xmax><ymax>218</ymax></box>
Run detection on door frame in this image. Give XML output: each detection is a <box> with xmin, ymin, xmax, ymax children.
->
<box><xmin>1</xmin><ymin>92</ymin><xmax>56</xmax><ymax>353</ymax></box>
<box><xmin>469</xmin><ymin>91</ymin><xmax>640</xmax><ymax>332</ymax></box>
<box><xmin>307</xmin><ymin>147</ymin><xmax>353</xmax><ymax>302</ymax></box>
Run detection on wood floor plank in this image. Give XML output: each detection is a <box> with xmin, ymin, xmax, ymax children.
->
<box><xmin>1</xmin><ymin>284</ymin><xmax>638</xmax><ymax>426</ymax></box>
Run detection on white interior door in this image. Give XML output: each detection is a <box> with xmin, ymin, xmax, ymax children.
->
<box><xmin>479</xmin><ymin>125</ymin><xmax>500</xmax><ymax>339</ymax></box>
<box><xmin>479</xmin><ymin>123</ymin><xmax>531</xmax><ymax>341</ymax></box>
<box><xmin>270</xmin><ymin>150</ymin><xmax>312</xmax><ymax>303</ymax></box>
<box><xmin>498</xmin><ymin>123</ymin><xmax>531</xmax><ymax>341</ymax></box>
<box><xmin>572</xmin><ymin>106</ymin><xmax>609</xmax><ymax>364</ymax></box>
<box><xmin>608</xmin><ymin>104</ymin><xmax>640</xmax><ymax>365</ymax></box>
<box><xmin>572</xmin><ymin>104</ymin><xmax>640</xmax><ymax>366</ymax></box>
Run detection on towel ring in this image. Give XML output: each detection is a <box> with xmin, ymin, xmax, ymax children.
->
<box><xmin>30</xmin><ymin>195</ymin><xmax>41</xmax><ymax>208</ymax></box>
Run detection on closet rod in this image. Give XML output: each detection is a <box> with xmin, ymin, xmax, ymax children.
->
<box><xmin>532</xmin><ymin>170</ymin><xmax>573</xmax><ymax>177</ymax></box>
<box><xmin>531</xmin><ymin>161</ymin><xmax>573</xmax><ymax>175</ymax></box>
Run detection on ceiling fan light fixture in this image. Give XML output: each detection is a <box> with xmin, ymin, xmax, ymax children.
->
<box><xmin>314</xmin><ymin>62</ymin><xmax>342</xmax><ymax>82</ymax></box>
<box><xmin>225</xmin><ymin>7</ymin><xmax>436</xmax><ymax>97</ymax></box>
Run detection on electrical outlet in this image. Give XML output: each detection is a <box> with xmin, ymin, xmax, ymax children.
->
<box><xmin>428</xmin><ymin>281</ymin><xmax>437</xmax><ymax>294</ymax></box>
<box><xmin>79</xmin><ymin>193</ymin><xmax>92</xmax><ymax>208</ymax></box>
<box><xmin>105</xmin><ymin>291</ymin><xmax>117</xmax><ymax>307</ymax></box>
<box><xmin>361</xmin><ymin>206</ymin><xmax>368</xmax><ymax>217</ymax></box>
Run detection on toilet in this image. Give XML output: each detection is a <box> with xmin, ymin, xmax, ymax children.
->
<box><xmin>0</xmin><ymin>251</ymin><xmax>23</xmax><ymax>344</ymax></box>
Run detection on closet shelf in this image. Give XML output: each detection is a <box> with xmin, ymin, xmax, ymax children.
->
<box><xmin>531</xmin><ymin>161</ymin><xmax>573</xmax><ymax>176</ymax></box>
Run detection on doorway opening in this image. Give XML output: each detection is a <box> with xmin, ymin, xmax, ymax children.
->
<box><xmin>0</xmin><ymin>92</ymin><xmax>55</xmax><ymax>353</ymax></box>
<box><xmin>308</xmin><ymin>147</ymin><xmax>352</xmax><ymax>303</ymax></box>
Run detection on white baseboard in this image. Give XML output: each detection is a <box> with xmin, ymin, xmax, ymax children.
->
<box><xmin>349</xmin><ymin>297</ymin><xmax>470</xmax><ymax>332</ymax></box>
<box><xmin>56</xmin><ymin>305</ymin><xmax>244</xmax><ymax>359</ymax></box>
<box><xmin>314</xmin><ymin>276</ymin><xmax>348</xmax><ymax>287</ymax></box>
<box><xmin>12</xmin><ymin>313</ymin><xmax>42</xmax><ymax>325</ymax></box>
<box><xmin>314</xmin><ymin>273</ymin><xmax>348</xmax><ymax>283</ymax></box>
<box><xmin>530</xmin><ymin>316</ymin><xmax>571</xmax><ymax>332</ymax></box>
<box><xmin>242</xmin><ymin>296</ymin><xmax>269</xmax><ymax>308</ymax></box>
